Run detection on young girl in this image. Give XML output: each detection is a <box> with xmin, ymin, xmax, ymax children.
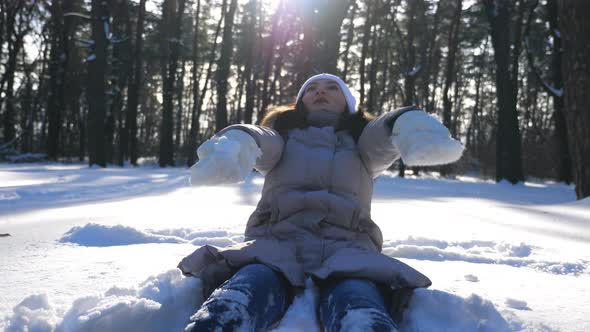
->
<box><xmin>179</xmin><ymin>73</ymin><xmax>463</xmax><ymax>331</ymax></box>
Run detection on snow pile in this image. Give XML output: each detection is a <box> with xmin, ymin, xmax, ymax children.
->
<box><xmin>382</xmin><ymin>237</ymin><xmax>587</xmax><ymax>275</ymax></box>
<box><xmin>5</xmin><ymin>270</ymin><xmax>202</xmax><ymax>332</ymax></box>
<box><xmin>401</xmin><ymin>289</ymin><xmax>516</xmax><ymax>332</ymax></box>
<box><xmin>5</xmin><ymin>274</ymin><xmax>534</xmax><ymax>332</ymax></box>
<box><xmin>60</xmin><ymin>223</ymin><xmax>188</xmax><ymax>246</ymax></box>
<box><xmin>504</xmin><ymin>298</ymin><xmax>530</xmax><ymax>311</ymax></box>
<box><xmin>185</xmin><ymin>230</ymin><xmax>242</xmax><ymax>247</ymax></box>
<box><xmin>5</xmin><ymin>294</ymin><xmax>59</xmax><ymax>332</ymax></box>
<box><xmin>59</xmin><ymin>223</ymin><xmax>241</xmax><ymax>248</ymax></box>
<box><xmin>271</xmin><ymin>279</ymin><xmax>320</xmax><ymax>332</ymax></box>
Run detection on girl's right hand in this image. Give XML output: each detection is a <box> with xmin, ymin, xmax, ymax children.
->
<box><xmin>190</xmin><ymin>130</ymin><xmax>261</xmax><ymax>186</ymax></box>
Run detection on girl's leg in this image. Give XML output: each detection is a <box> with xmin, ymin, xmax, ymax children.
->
<box><xmin>319</xmin><ymin>278</ymin><xmax>398</xmax><ymax>332</ymax></box>
<box><xmin>187</xmin><ymin>263</ymin><xmax>291</xmax><ymax>332</ymax></box>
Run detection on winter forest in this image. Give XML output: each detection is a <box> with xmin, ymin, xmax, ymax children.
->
<box><xmin>0</xmin><ymin>0</ymin><xmax>588</xmax><ymax>197</ymax></box>
<box><xmin>2</xmin><ymin>1</ymin><xmax>590</xmax><ymax>331</ymax></box>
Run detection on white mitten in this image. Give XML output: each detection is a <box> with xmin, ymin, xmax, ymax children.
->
<box><xmin>391</xmin><ymin>111</ymin><xmax>464</xmax><ymax>166</ymax></box>
<box><xmin>190</xmin><ymin>130</ymin><xmax>261</xmax><ymax>186</ymax></box>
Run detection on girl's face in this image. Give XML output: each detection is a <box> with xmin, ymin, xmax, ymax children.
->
<box><xmin>301</xmin><ymin>79</ymin><xmax>347</xmax><ymax>114</ymax></box>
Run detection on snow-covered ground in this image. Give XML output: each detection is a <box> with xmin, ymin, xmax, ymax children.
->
<box><xmin>1</xmin><ymin>162</ymin><xmax>588</xmax><ymax>331</ymax></box>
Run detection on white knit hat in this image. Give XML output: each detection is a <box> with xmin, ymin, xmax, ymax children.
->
<box><xmin>296</xmin><ymin>73</ymin><xmax>357</xmax><ymax>114</ymax></box>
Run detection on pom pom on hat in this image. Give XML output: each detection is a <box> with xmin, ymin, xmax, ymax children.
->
<box><xmin>296</xmin><ymin>73</ymin><xmax>357</xmax><ymax>114</ymax></box>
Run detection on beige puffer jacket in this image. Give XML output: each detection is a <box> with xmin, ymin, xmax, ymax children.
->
<box><xmin>178</xmin><ymin>107</ymin><xmax>431</xmax><ymax>307</ymax></box>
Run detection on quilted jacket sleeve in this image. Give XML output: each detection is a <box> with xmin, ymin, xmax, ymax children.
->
<box><xmin>357</xmin><ymin>106</ymin><xmax>421</xmax><ymax>178</ymax></box>
<box><xmin>217</xmin><ymin>124</ymin><xmax>285</xmax><ymax>174</ymax></box>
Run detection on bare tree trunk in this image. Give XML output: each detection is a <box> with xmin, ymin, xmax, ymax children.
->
<box><xmin>297</xmin><ymin>0</ymin><xmax>318</xmax><ymax>85</ymax></box>
<box><xmin>359</xmin><ymin>0</ymin><xmax>373</xmax><ymax>106</ymax></box>
<box><xmin>122</xmin><ymin>0</ymin><xmax>146</xmax><ymax>165</ymax></box>
<box><xmin>269</xmin><ymin>31</ymin><xmax>287</xmax><ymax>104</ymax></box>
<box><xmin>342</xmin><ymin>1</ymin><xmax>358</xmax><ymax>82</ymax></box>
<box><xmin>121</xmin><ymin>0</ymin><xmax>146</xmax><ymax>165</ymax></box>
<box><xmin>105</xmin><ymin>0</ymin><xmax>132</xmax><ymax>164</ymax></box>
<box><xmin>198</xmin><ymin>0</ymin><xmax>225</xmax><ymax>131</ymax></box>
<box><xmin>483</xmin><ymin>0</ymin><xmax>524</xmax><ymax>183</ymax></box>
<box><xmin>111</xmin><ymin>0</ymin><xmax>132</xmax><ymax>166</ymax></box>
<box><xmin>215</xmin><ymin>0</ymin><xmax>238</xmax><ymax>132</ymax></box>
<box><xmin>78</xmin><ymin>98</ymin><xmax>86</xmax><ymax>161</ymax></box>
<box><xmin>467</xmin><ymin>38</ymin><xmax>488</xmax><ymax>159</ymax></box>
<box><xmin>0</xmin><ymin>2</ymin><xmax>5</xmax><ymax>64</ymax></box>
<box><xmin>87</xmin><ymin>0</ymin><xmax>109</xmax><ymax>167</ymax></box>
<box><xmin>159</xmin><ymin>0</ymin><xmax>174</xmax><ymax>166</ymax></box>
<box><xmin>243</xmin><ymin>0</ymin><xmax>258</xmax><ymax>125</ymax></box>
<box><xmin>174</xmin><ymin>60</ymin><xmax>186</xmax><ymax>151</ymax></box>
<box><xmin>420</xmin><ymin>1</ymin><xmax>442</xmax><ymax>109</ymax></box>
<box><xmin>46</xmin><ymin>0</ymin><xmax>72</xmax><ymax>159</ymax></box>
<box><xmin>558</xmin><ymin>0</ymin><xmax>590</xmax><ymax>198</ymax></box>
<box><xmin>440</xmin><ymin>0</ymin><xmax>462</xmax><ymax>178</ymax></box>
<box><xmin>442</xmin><ymin>0</ymin><xmax>462</xmax><ymax>131</ymax></box>
<box><xmin>316</xmin><ymin>0</ymin><xmax>349</xmax><ymax>74</ymax></box>
<box><xmin>175</xmin><ymin>59</ymin><xmax>186</xmax><ymax>151</ymax></box>
<box><xmin>545</xmin><ymin>0</ymin><xmax>571</xmax><ymax>184</ymax></box>
<box><xmin>398</xmin><ymin>0</ymin><xmax>423</xmax><ymax>178</ymax></box>
<box><xmin>159</xmin><ymin>0</ymin><xmax>186</xmax><ymax>166</ymax></box>
<box><xmin>259</xmin><ymin>3</ymin><xmax>282</xmax><ymax>120</ymax></box>
<box><xmin>20</xmin><ymin>57</ymin><xmax>34</xmax><ymax>152</ymax></box>
<box><xmin>33</xmin><ymin>39</ymin><xmax>50</xmax><ymax>152</ymax></box>
<box><xmin>187</xmin><ymin>0</ymin><xmax>201</xmax><ymax>166</ymax></box>
<box><xmin>231</xmin><ymin>64</ymin><xmax>243</xmax><ymax>123</ymax></box>
<box><xmin>1</xmin><ymin>1</ymin><xmax>35</xmax><ymax>143</ymax></box>
<box><xmin>367</xmin><ymin>23</ymin><xmax>378</xmax><ymax>112</ymax></box>
<box><xmin>403</xmin><ymin>0</ymin><xmax>418</xmax><ymax>107</ymax></box>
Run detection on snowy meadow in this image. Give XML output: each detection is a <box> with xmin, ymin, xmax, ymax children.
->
<box><xmin>1</xmin><ymin>163</ymin><xmax>589</xmax><ymax>331</ymax></box>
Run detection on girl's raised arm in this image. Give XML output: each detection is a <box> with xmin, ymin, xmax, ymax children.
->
<box><xmin>189</xmin><ymin>124</ymin><xmax>285</xmax><ymax>186</ymax></box>
<box><xmin>358</xmin><ymin>106</ymin><xmax>463</xmax><ymax>178</ymax></box>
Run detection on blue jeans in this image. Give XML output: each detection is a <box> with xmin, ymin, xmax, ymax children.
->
<box><xmin>188</xmin><ymin>264</ymin><xmax>398</xmax><ymax>331</ymax></box>
<box><xmin>187</xmin><ymin>264</ymin><xmax>290</xmax><ymax>331</ymax></box>
<box><xmin>319</xmin><ymin>278</ymin><xmax>398</xmax><ymax>332</ymax></box>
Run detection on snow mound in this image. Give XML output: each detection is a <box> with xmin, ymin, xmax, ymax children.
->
<box><xmin>59</xmin><ymin>224</ymin><xmax>243</xmax><ymax>248</ymax></box>
<box><xmin>0</xmin><ymin>191</ymin><xmax>20</xmax><ymax>200</ymax></box>
<box><xmin>382</xmin><ymin>237</ymin><xmax>586</xmax><ymax>275</ymax></box>
<box><xmin>271</xmin><ymin>278</ymin><xmax>320</xmax><ymax>332</ymax></box>
<box><xmin>4</xmin><ymin>269</ymin><xmax>202</xmax><ymax>332</ymax></box>
<box><xmin>2</xmin><ymin>271</ymin><xmax>548</xmax><ymax>332</ymax></box>
<box><xmin>5</xmin><ymin>294</ymin><xmax>59</xmax><ymax>332</ymax></box>
<box><xmin>59</xmin><ymin>223</ymin><xmax>188</xmax><ymax>246</ymax></box>
<box><xmin>505</xmin><ymin>298</ymin><xmax>531</xmax><ymax>311</ymax></box>
<box><xmin>384</xmin><ymin>237</ymin><xmax>532</xmax><ymax>257</ymax></box>
<box><xmin>190</xmin><ymin>236</ymin><xmax>237</xmax><ymax>247</ymax></box>
<box><xmin>400</xmin><ymin>289</ymin><xmax>516</xmax><ymax>332</ymax></box>
<box><xmin>185</xmin><ymin>230</ymin><xmax>232</xmax><ymax>240</ymax></box>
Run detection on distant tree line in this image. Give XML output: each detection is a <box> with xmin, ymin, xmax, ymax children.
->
<box><xmin>0</xmin><ymin>0</ymin><xmax>588</xmax><ymax>198</ymax></box>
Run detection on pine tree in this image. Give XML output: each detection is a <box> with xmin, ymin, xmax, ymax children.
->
<box><xmin>558</xmin><ymin>0</ymin><xmax>590</xmax><ymax>198</ymax></box>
